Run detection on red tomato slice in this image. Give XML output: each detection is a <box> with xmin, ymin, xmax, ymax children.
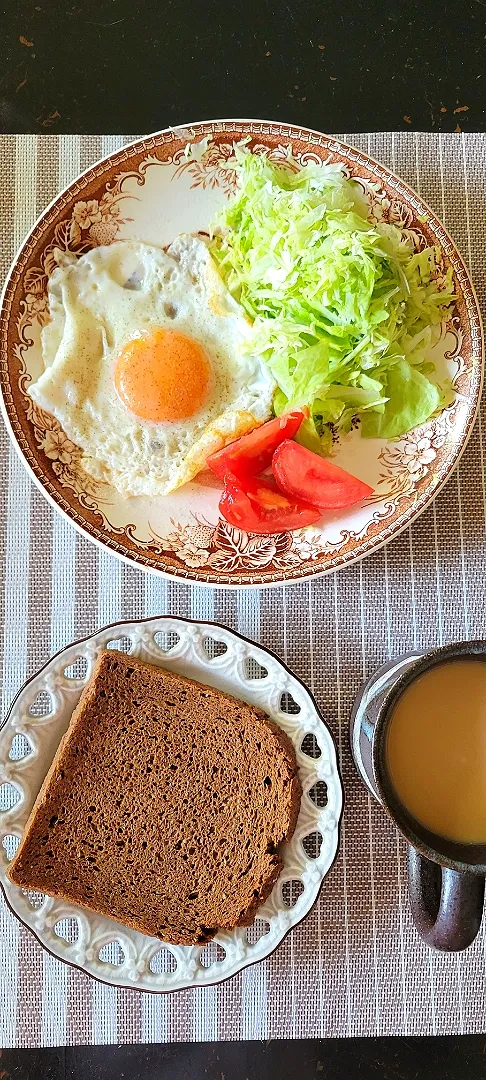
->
<box><xmin>272</xmin><ymin>440</ymin><xmax>374</xmax><ymax>510</ymax></box>
<box><xmin>219</xmin><ymin>472</ymin><xmax>321</xmax><ymax>534</ymax></box>
<box><xmin>207</xmin><ymin>409</ymin><xmax>308</xmax><ymax>481</ymax></box>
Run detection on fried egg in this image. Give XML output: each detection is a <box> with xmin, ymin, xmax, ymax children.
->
<box><xmin>28</xmin><ymin>234</ymin><xmax>275</xmax><ymax>496</ymax></box>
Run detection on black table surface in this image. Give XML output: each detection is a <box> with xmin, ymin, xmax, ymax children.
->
<box><xmin>1</xmin><ymin>0</ymin><xmax>486</xmax><ymax>1076</ymax></box>
<box><xmin>1</xmin><ymin>0</ymin><xmax>485</xmax><ymax>135</ymax></box>
<box><xmin>1</xmin><ymin>1037</ymin><xmax>486</xmax><ymax>1080</ymax></box>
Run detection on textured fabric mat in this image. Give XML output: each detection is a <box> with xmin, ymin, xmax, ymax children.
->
<box><xmin>0</xmin><ymin>132</ymin><xmax>486</xmax><ymax>1047</ymax></box>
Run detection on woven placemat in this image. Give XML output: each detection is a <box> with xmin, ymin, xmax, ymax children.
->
<box><xmin>0</xmin><ymin>132</ymin><xmax>485</xmax><ymax>1047</ymax></box>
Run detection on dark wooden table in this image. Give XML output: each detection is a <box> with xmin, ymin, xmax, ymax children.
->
<box><xmin>1</xmin><ymin>1037</ymin><xmax>486</xmax><ymax>1079</ymax></box>
<box><xmin>1</xmin><ymin>0</ymin><xmax>485</xmax><ymax>136</ymax></box>
<box><xmin>1</xmin><ymin>1</ymin><xmax>486</xmax><ymax>1075</ymax></box>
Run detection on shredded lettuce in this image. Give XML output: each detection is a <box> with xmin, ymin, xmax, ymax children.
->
<box><xmin>209</xmin><ymin>146</ymin><xmax>455</xmax><ymax>446</ymax></box>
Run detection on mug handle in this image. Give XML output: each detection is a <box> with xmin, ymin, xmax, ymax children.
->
<box><xmin>408</xmin><ymin>846</ymin><xmax>485</xmax><ymax>951</ymax></box>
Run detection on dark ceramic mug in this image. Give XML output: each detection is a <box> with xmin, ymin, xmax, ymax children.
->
<box><xmin>350</xmin><ymin>640</ymin><xmax>486</xmax><ymax>952</ymax></box>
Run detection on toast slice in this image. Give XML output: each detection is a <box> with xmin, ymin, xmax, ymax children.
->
<box><xmin>8</xmin><ymin>649</ymin><xmax>301</xmax><ymax>945</ymax></box>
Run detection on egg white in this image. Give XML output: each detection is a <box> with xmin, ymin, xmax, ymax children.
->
<box><xmin>28</xmin><ymin>234</ymin><xmax>275</xmax><ymax>497</ymax></box>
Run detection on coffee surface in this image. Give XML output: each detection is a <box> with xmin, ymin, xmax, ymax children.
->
<box><xmin>386</xmin><ymin>659</ymin><xmax>486</xmax><ymax>845</ymax></box>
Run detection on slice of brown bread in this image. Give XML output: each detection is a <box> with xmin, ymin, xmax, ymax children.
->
<box><xmin>8</xmin><ymin>649</ymin><xmax>301</xmax><ymax>945</ymax></box>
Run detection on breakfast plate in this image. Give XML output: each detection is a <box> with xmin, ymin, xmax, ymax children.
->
<box><xmin>0</xmin><ymin>616</ymin><xmax>342</xmax><ymax>992</ymax></box>
<box><xmin>0</xmin><ymin>120</ymin><xmax>482</xmax><ymax>586</ymax></box>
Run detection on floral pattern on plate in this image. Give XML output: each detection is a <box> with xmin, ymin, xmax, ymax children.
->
<box><xmin>157</xmin><ymin>519</ymin><xmax>326</xmax><ymax>572</ymax></box>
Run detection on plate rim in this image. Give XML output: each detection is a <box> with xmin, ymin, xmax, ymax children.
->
<box><xmin>0</xmin><ymin>119</ymin><xmax>483</xmax><ymax>588</ymax></box>
<box><xmin>0</xmin><ymin>612</ymin><xmax>344</xmax><ymax>994</ymax></box>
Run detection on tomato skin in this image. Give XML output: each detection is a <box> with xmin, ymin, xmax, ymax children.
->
<box><xmin>272</xmin><ymin>440</ymin><xmax>374</xmax><ymax>510</ymax></box>
<box><xmin>208</xmin><ymin>409</ymin><xmax>307</xmax><ymax>481</ymax></box>
<box><xmin>219</xmin><ymin>472</ymin><xmax>322</xmax><ymax>534</ymax></box>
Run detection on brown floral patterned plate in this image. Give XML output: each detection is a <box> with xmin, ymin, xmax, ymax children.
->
<box><xmin>0</xmin><ymin>121</ymin><xmax>482</xmax><ymax>586</ymax></box>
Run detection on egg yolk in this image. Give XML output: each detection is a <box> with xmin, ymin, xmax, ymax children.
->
<box><xmin>114</xmin><ymin>329</ymin><xmax>211</xmax><ymax>422</ymax></box>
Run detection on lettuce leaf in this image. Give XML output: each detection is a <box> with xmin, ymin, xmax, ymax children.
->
<box><xmin>360</xmin><ymin>359</ymin><xmax>442</xmax><ymax>439</ymax></box>
<box><xmin>209</xmin><ymin>147</ymin><xmax>455</xmax><ymax>446</ymax></box>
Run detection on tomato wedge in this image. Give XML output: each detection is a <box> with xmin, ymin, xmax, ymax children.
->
<box><xmin>207</xmin><ymin>409</ymin><xmax>308</xmax><ymax>481</ymax></box>
<box><xmin>219</xmin><ymin>472</ymin><xmax>321</xmax><ymax>534</ymax></box>
<box><xmin>272</xmin><ymin>440</ymin><xmax>374</xmax><ymax>510</ymax></box>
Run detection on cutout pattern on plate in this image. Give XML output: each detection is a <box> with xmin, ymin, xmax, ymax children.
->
<box><xmin>2</xmin><ymin>833</ymin><xmax>20</xmax><ymax>860</ymax></box>
<box><xmin>0</xmin><ymin>783</ymin><xmax>21</xmax><ymax>811</ymax></box>
<box><xmin>153</xmin><ymin>630</ymin><xmax>180</xmax><ymax>653</ymax></box>
<box><xmin>307</xmin><ymin>781</ymin><xmax>328</xmax><ymax>808</ymax></box>
<box><xmin>281</xmin><ymin>879</ymin><xmax>305</xmax><ymax>908</ymax></box>
<box><xmin>280</xmin><ymin>691</ymin><xmax>301</xmax><ymax>715</ymax></box>
<box><xmin>149</xmin><ymin>948</ymin><xmax>178</xmax><ymax>974</ymax></box>
<box><xmin>202</xmin><ymin>636</ymin><xmax>228</xmax><ymax>661</ymax></box>
<box><xmin>244</xmin><ymin>656</ymin><xmax>268</xmax><ymax>681</ymax></box>
<box><xmin>9</xmin><ymin>734</ymin><xmax>33</xmax><ymax>761</ymax></box>
<box><xmin>246</xmin><ymin>918</ymin><xmax>271</xmax><ymax>945</ymax></box>
<box><xmin>98</xmin><ymin>941</ymin><xmax>125</xmax><ymax>966</ymax></box>
<box><xmin>28</xmin><ymin>691</ymin><xmax>52</xmax><ymax>717</ymax></box>
<box><xmin>199</xmin><ymin>942</ymin><xmax>226</xmax><ymax>968</ymax></box>
<box><xmin>301</xmin><ymin>831</ymin><xmax>323</xmax><ymax>860</ymax></box>
<box><xmin>63</xmin><ymin>656</ymin><xmax>89</xmax><ymax>681</ymax></box>
<box><xmin>23</xmin><ymin>889</ymin><xmax>46</xmax><ymax>910</ymax></box>
<box><xmin>300</xmin><ymin>733</ymin><xmax>321</xmax><ymax>759</ymax></box>
<box><xmin>54</xmin><ymin>917</ymin><xmax>79</xmax><ymax>943</ymax></box>
<box><xmin>106</xmin><ymin>636</ymin><xmax>133</xmax><ymax>654</ymax></box>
